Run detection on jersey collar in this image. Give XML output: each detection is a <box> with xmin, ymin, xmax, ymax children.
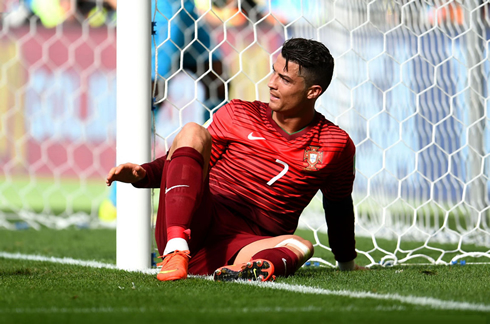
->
<box><xmin>265</xmin><ymin>104</ymin><xmax>321</xmax><ymax>141</ymax></box>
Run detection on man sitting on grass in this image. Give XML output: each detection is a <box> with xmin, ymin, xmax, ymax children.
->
<box><xmin>106</xmin><ymin>38</ymin><xmax>363</xmax><ymax>282</ymax></box>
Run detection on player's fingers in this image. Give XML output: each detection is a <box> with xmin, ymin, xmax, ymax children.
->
<box><xmin>107</xmin><ymin>164</ymin><xmax>129</xmax><ymax>183</ymax></box>
<box><xmin>113</xmin><ymin>164</ymin><xmax>125</xmax><ymax>175</ymax></box>
<box><xmin>106</xmin><ymin>167</ymin><xmax>117</xmax><ymax>181</ymax></box>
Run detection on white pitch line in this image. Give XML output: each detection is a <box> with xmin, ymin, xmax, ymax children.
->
<box><xmin>239</xmin><ymin>281</ymin><xmax>490</xmax><ymax>312</ymax></box>
<box><xmin>2</xmin><ymin>252</ymin><xmax>490</xmax><ymax>313</ymax></box>
<box><xmin>0</xmin><ymin>252</ymin><xmax>207</xmax><ymax>277</ymax></box>
<box><xmin>0</xmin><ymin>252</ymin><xmax>153</xmax><ymax>274</ymax></box>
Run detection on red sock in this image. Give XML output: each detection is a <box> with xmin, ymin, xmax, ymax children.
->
<box><xmin>165</xmin><ymin>147</ymin><xmax>204</xmax><ymax>241</ymax></box>
<box><xmin>252</xmin><ymin>247</ymin><xmax>299</xmax><ymax>277</ymax></box>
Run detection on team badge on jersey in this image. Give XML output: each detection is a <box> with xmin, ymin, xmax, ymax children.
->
<box><xmin>303</xmin><ymin>146</ymin><xmax>323</xmax><ymax>171</ymax></box>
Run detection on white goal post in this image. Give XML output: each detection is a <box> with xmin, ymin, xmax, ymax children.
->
<box><xmin>116</xmin><ymin>1</ymin><xmax>152</xmax><ymax>271</ymax></box>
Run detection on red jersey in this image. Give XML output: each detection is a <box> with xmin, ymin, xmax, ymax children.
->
<box><xmin>207</xmin><ymin>99</ymin><xmax>355</xmax><ymax>236</ymax></box>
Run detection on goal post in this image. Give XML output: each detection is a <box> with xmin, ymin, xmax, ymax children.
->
<box><xmin>116</xmin><ymin>0</ymin><xmax>152</xmax><ymax>271</ymax></box>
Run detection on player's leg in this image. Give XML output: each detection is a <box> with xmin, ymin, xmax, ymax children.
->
<box><xmin>156</xmin><ymin>122</ymin><xmax>212</xmax><ymax>281</ymax></box>
<box><xmin>167</xmin><ymin>122</ymin><xmax>211</xmax><ymax>176</ymax></box>
<box><xmin>214</xmin><ymin>235</ymin><xmax>314</xmax><ymax>281</ymax></box>
<box><xmin>234</xmin><ymin>234</ymin><xmax>314</xmax><ymax>268</ymax></box>
<box><xmin>164</xmin><ymin>122</ymin><xmax>211</xmax><ymax>251</ymax></box>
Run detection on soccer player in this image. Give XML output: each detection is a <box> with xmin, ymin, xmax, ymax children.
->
<box><xmin>106</xmin><ymin>38</ymin><xmax>363</xmax><ymax>282</ymax></box>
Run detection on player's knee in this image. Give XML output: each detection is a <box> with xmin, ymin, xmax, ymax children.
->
<box><xmin>174</xmin><ymin>122</ymin><xmax>211</xmax><ymax>151</ymax></box>
<box><xmin>181</xmin><ymin>122</ymin><xmax>208</xmax><ymax>138</ymax></box>
<box><xmin>299</xmin><ymin>237</ymin><xmax>314</xmax><ymax>255</ymax></box>
<box><xmin>275</xmin><ymin>236</ymin><xmax>314</xmax><ymax>260</ymax></box>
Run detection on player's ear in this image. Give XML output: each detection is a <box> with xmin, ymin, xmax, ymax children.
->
<box><xmin>307</xmin><ymin>85</ymin><xmax>322</xmax><ymax>100</ymax></box>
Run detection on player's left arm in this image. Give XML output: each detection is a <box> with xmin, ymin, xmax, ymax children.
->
<box><xmin>321</xmin><ymin>137</ymin><xmax>365</xmax><ymax>271</ymax></box>
<box><xmin>323</xmin><ymin>195</ymin><xmax>364</xmax><ymax>270</ymax></box>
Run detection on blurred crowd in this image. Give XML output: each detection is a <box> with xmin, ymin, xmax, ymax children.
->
<box><xmin>1</xmin><ymin>0</ymin><xmax>268</xmax><ymax>29</ymax></box>
<box><xmin>2</xmin><ymin>0</ymin><xmax>117</xmax><ymax>28</ymax></box>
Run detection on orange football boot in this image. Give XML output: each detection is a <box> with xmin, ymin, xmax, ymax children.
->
<box><xmin>213</xmin><ymin>259</ymin><xmax>275</xmax><ymax>282</ymax></box>
<box><xmin>156</xmin><ymin>250</ymin><xmax>190</xmax><ymax>281</ymax></box>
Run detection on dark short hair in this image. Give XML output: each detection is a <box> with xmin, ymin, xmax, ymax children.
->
<box><xmin>281</xmin><ymin>38</ymin><xmax>334</xmax><ymax>94</ymax></box>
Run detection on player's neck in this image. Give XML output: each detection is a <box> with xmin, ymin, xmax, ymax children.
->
<box><xmin>272</xmin><ymin>109</ymin><xmax>316</xmax><ymax>135</ymax></box>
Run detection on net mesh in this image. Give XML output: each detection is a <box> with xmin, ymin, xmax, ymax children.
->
<box><xmin>1</xmin><ymin>0</ymin><xmax>489</xmax><ymax>266</ymax></box>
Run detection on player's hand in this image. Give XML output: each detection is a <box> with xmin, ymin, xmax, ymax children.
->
<box><xmin>105</xmin><ymin>163</ymin><xmax>146</xmax><ymax>186</ymax></box>
<box><xmin>353</xmin><ymin>264</ymin><xmax>367</xmax><ymax>271</ymax></box>
<box><xmin>338</xmin><ymin>260</ymin><xmax>367</xmax><ymax>271</ymax></box>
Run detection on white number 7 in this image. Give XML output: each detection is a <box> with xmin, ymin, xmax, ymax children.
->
<box><xmin>267</xmin><ymin>159</ymin><xmax>289</xmax><ymax>186</ymax></box>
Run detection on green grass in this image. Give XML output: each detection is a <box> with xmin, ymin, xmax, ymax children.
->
<box><xmin>0</xmin><ymin>176</ymin><xmax>108</xmax><ymax>215</ymax></box>
<box><xmin>1</xmin><ymin>228</ymin><xmax>490</xmax><ymax>323</ymax></box>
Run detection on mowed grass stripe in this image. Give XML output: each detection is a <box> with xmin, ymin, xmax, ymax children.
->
<box><xmin>0</xmin><ymin>305</ymin><xmax>352</xmax><ymax>314</ymax></box>
<box><xmin>2</xmin><ymin>252</ymin><xmax>489</xmax><ymax>313</ymax></box>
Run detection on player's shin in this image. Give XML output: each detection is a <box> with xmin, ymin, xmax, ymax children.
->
<box><xmin>163</xmin><ymin>147</ymin><xmax>204</xmax><ymax>255</ymax></box>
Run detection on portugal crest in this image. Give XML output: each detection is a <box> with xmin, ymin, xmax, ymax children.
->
<box><xmin>303</xmin><ymin>146</ymin><xmax>323</xmax><ymax>171</ymax></box>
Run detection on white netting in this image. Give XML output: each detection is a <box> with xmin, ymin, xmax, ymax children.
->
<box><xmin>151</xmin><ymin>0</ymin><xmax>490</xmax><ymax>266</ymax></box>
<box><xmin>1</xmin><ymin>0</ymin><xmax>489</xmax><ymax>266</ymax></box>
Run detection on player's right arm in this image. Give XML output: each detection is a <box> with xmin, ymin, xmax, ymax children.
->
<box><xmin>106</xmin><ymin>163</ymin><xmax>146</xmax><ymax>186</ymax></box>
<box><xmin>106</xmin><ymin>155</ymin><xmax>167</xmax><ymax>188</ymax></box>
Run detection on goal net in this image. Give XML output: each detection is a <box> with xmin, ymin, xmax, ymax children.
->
<box><xmin>150</xmin><ymin>0</ymin><xmax>490</xmax><ymax>267</ymax></box>
<box><xmin>1</xmin><ymin>0</ymin><xmax>489</xmax><ymax>268</ymax></box>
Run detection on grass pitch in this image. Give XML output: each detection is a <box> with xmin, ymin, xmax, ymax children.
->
<box><xmin>1</xmin><ymin>228</ymin><xmax>489</xmax><ymax>324</ymax></box>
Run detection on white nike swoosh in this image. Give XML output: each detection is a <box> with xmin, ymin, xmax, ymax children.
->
<box><xmin>165</xmin><ymin>185</ymin><xmax>189</xmax><ymax>194</ymax></box>
<box><xmin>248</xmin><ymin>132</ymin><xmax>265</xmax><ymax>140</ymax></box>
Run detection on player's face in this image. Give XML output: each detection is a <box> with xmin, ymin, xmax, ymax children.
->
<box><xmin>268</xmin><ymin>54</ymin><xmax>309</xmax><ymax>115</ymax></box>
